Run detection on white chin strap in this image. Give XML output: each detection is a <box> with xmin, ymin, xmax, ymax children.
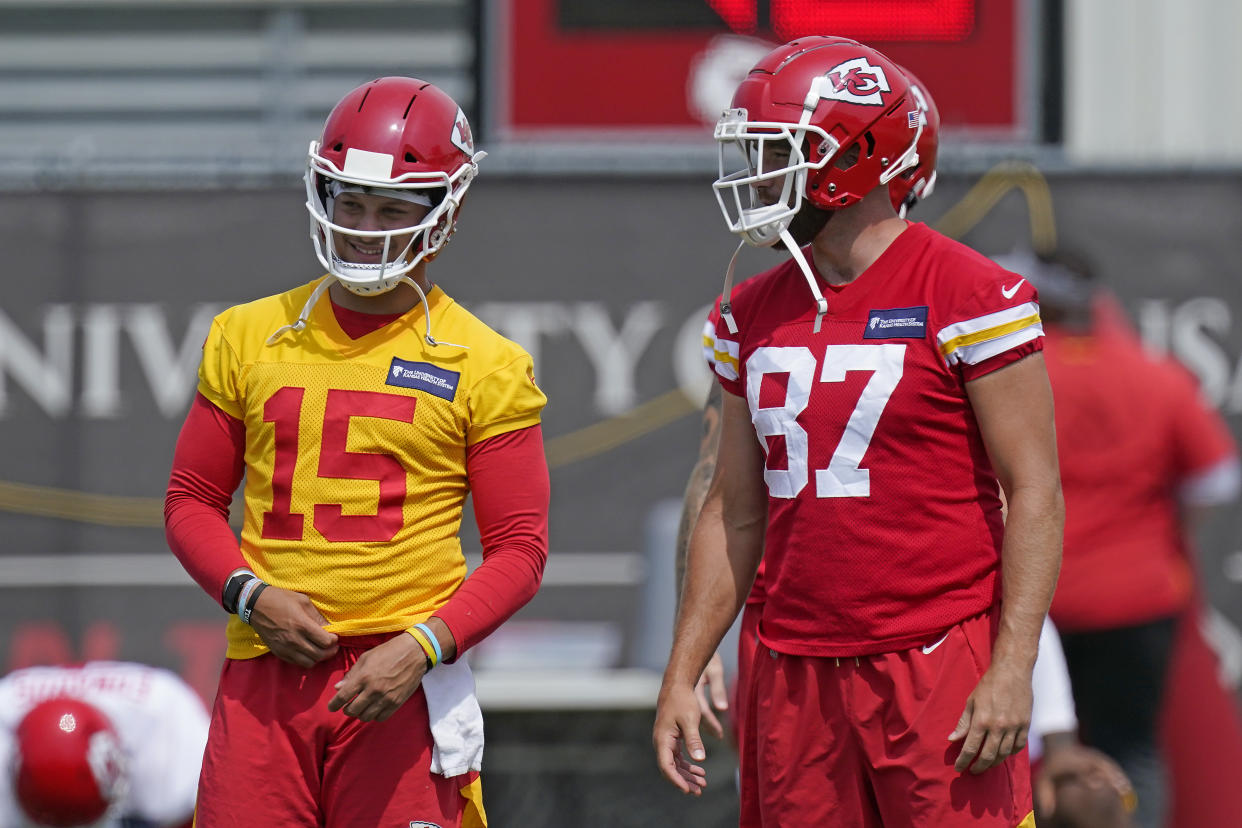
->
<box><xmin>265</xmin><ymin>275</ymin><xmax>468</xmax><ymax>349</ymax></box>
<box><xmin>719</xmin><ymin>225</ymin><xmax>829</xmax><ymax>335</ymax></box>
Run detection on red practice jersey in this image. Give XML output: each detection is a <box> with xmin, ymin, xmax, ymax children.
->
<box><xmin>1045</xmin><ymin>322</ymin><xmax>1238</xmax><ymax>631</ymax></box>
<box><xmin>712</xmin><ymin>222</ymin><xmax>1042</xmax><ymax>656</ymax></box>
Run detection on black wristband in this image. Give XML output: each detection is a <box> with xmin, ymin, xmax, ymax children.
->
<box><xmin>222</xmin><ymin>569</ymin><xmax>256</xmax><ymax>614</ymax></box>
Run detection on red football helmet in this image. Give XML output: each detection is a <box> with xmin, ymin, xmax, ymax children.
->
<box><xmin>889</xmin><ymin>66</ymin><xmax>940</xmax><ymax>217</ymax></box>
<box><xmin>13</xmin><ymin>698</ymin><xmax>127</xmax><ymax>827</ymax></box>
<box><xmin>305</xmin><ymin>76</ymin><xmax>483</xmax><ymax>296</ymax></box>
<box><xmin>712</xmin><ymin>36</ymin><xmax>922</xmax><ymax>247</ymax></box>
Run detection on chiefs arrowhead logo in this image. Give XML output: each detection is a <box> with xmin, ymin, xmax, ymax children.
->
<box><xmin>818</xmin><ymin>57</ymin><xmax>892</xmax><ymax>106</ymax></box>
<box><xmin>450</xmin><ymin>107</ymin><xmax>474</xmax><ymax>155</ymax></box>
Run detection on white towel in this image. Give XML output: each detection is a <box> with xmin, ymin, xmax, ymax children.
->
<box><xmin>421</xmin><ymin>659</ymin><xmax>484</xmax><ymax>777</ymax></box>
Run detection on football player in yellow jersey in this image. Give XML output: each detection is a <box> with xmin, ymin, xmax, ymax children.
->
<box><xmin>164</xmin><ymin>77</ymin><xmax>549</xmax><ymax>828</ymax></box>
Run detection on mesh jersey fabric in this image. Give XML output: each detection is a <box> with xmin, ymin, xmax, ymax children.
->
<box><xmin>710</xmin><ymin>222</ymin><xmax>1043</xmax><ymax>656</ymax></box>
<box><xmin>197</xmin><ymin>278</ymin><xmax>546</xmax><ymax>658</ymax></box>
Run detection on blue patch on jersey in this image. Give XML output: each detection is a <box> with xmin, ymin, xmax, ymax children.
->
<box><xmin>386</xmin><ymin>357</ymin><xmax>460</xmax><ymax>401</ymax></box>
<box><xmin>864</xmin><ymin>306</ymin><xmax>929</xmax><ymax>339</ymax></box>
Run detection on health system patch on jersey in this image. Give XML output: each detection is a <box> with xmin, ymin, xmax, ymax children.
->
<box><xmin>386</xmin><ymin>357</ymin><xmax>460</xmax><ymax>400</ymax></box>
<box><xmin>864</xmin><ymin>306</ymin><xmax>928</xmax><ymax>339</ymax></box>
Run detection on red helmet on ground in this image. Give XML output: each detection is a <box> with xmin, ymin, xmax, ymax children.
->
<box><xmin>889</xmin><ymin>66</ymin><xmax>940</xmax><ymax>217</ymax></box>
<box><xmin>305</xmin><ymin>76</ymin><xmax>482</xmax><ymax>296</ymax></box>
<box><xmin>14</xmin><ymin>698</ymin><xmax>127</xmax><ymax>827</ymax></box>
<box><xmin>712</xmin><ymin>36</ymin><xmax>922</xmax><ymax>247</ymax></box>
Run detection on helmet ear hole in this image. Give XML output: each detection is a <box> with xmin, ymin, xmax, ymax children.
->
<box><xmin>834</xmin><ymin>143</ymin><xmax>862</xmax><ymax>171</ymax></box>
<box><xmin>405</xmin><ymin>152</ymin><xmax>417</xmax><ymax>163</ymax></box>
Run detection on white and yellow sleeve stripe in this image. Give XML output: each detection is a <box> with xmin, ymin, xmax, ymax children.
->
<box><xmin>701</xmin><ymin>318</ymin><xmax>718</xmax><ymax>370</ymax></box>
<box><xmin>712</xmin><ymin>337</ymin><xmax>741</xmax><ymax>381</ymax></box>
<box><xmin>936</xmin><ymin>302</ymin><xmax>1043</xmax><ymax>367</ymax></box>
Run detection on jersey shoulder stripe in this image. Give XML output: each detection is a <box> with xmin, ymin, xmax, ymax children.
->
<box><xmin>701</xmin><ymin>317</ymin><xmax>717</xmax><ymax>370</ymax></box>
<box><xmin>713</xmin><ymin>337</ymin><xmax>740</xmax><ymax>381</ymax></box>
<box><xmin>937</xmin><ymin>301</ymin><xmax>1042</xmax><ymax>366</ymax></box>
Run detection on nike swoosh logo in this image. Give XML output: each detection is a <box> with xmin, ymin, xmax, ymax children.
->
<box><xmin>1001</xmin><ymin>279</ymin><xmax>1025</xmax><ymax>299</ymax></box>
<box><xmin>921</xmin><ymin>633</ymin><xmax>950</xmax><ymax>655</ymax></box>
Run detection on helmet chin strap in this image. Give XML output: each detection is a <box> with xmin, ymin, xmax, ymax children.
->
<box><xmin>265</xmin><ymin>271</ymin><xmax>469</xmax><ymax>349</ymax></box>
<box><xmin>780</xmin><ymin>227</ymin><xmax>829</xmax><ymax>333</ymax></box>
<box><xmin>719</xmin><ymin>224</ymin><xmax>829</xmax><ymax>336</ymax></box>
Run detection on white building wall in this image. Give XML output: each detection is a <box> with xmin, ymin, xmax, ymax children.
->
<box><xmin>1066</xmin><ymin>0</ymin><xmax>1242</xmax><ymax>165</ymax></box>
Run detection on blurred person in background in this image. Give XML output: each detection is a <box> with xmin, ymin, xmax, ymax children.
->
<box><xmin>163</xmin><ymin>76</ymin><xmax>549</xmax><ymax>828</ymax></box>
<box><xmin>676</xmin><ymin>66</ymin><xmax>1133</xmax><ymax>828</ymax></box>
<box><xmin>1029</xmin><ymin>620</ymin><xmax>1135</xmax><ymax>828</ymax></box>
<box><xmin>996</xmin><ymin>249</ymin><xmax>1242</xmax><ymax>828</ymax></box>
<box><xmin>653</xmin><ymin>36</ymin><xmax>1062</xmax><ymax>827</ymax></box>
<box><xmin>0</xmin><ymin>661</ymin><xmax>208</xmax><ymax>828</ymax></box>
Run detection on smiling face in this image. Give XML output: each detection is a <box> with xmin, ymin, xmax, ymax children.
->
<box><xmin>329</xmin><ymin>191</ymin><xmax>432</xmax><ymax>265</ymax></box>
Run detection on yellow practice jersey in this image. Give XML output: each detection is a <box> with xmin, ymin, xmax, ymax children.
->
<box><xmin>198</xmin><ymin>278</ymin><xmax>546</xmax><ymax>658</ymax></box>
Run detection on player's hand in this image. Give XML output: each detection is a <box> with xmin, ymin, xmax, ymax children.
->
<box><xmin>948</xmin><ymin>658</ymin><xmax>1032</xmax><ymax>773</ymax></box>
<box><xmin>694</xmin><ymin>651</ymin><xmax>729</xmax><ymax>739</ymax></box>
<box><xmin>1035</xmin><ymin>740</ymin><xmax>1135</xmax><ymax>822</ymax></box>
<box><xmin>327</xmin><ymin>633</ymin><xmax>427</xmax><ymax>722</ymax></box>
<box><xmin>248</xmin><ymin>586</ymin><xmax>339</xmax><ymax>668</ymax></box>
<box><xmin>653</xmin><ymin>682</ymin><xmax>709</xmax><ymax>795</ymax></box>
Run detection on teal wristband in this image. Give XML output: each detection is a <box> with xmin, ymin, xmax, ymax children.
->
<box><xmin>413</xmin><ymin>623</ymin><xmax>443</xmax><ymax>664</ymax></box>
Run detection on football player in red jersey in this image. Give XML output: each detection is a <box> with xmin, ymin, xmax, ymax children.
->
<box><xmin>164</xmin><ymin>77</ymin><xmax>549</xmax><ymax>827</ymax></box>
<box><xmin>653</xmin><ymin>38</ymin><xmax>1063</xmax><ymax>828</ymax></box>
<box><xmin>1001</xmin><ymin>248</ymin><xmax>1242</xmax><ymax>828</ymax></box>
<box><xmin>675</xmin><ymin>62</ymin><xmax>943</xmax><ymax>757</ymax></box>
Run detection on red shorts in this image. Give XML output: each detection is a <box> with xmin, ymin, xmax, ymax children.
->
<box><xmin>740</xmin><ymin>610</ymin><xmax>1034</xmax><ymax>828</ymax></box>
<box><xmin>732</xmin><ymin>601</ymin><xmax>763</xmax><ymax>753</ymax></box>
<box><xmin>195</xmin><ymin>633</ymin><xmax>485</xmax><ymax>828</ymax></box>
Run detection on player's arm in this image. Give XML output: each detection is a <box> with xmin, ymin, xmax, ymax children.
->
<box><xmin>329</xmin><ymin>424</ymin><xmax>549</xmax><ymax>722</ymax></box>
<box><xmin>165</xmin><ymin>392</ymin><xmax>338</xmax><ymax>668</ymax></box>
<box><xmin>951</xmin><ymin>352</ymin><xmax>1064</xmax><ymax>773</ymax></box>
<box><xmin>433</xmin><ymin>423</ymin><xmax>550</xmax><ymax>654</ymax></box>
<box><xmin>676</xmin><ymin>382</ymin><xmax>724</xmax><ymax>598</ymax></box>
<box><xmin>1172</xmin><ymin>366</ymin><xmax>1241</xmax><ymax>522</ymax></box>
<box><xmin>675</xmin><ymin>383</ymin><xmax>730</xmax><ymax>737</ymax></box>
<box><xmin>654</xmin><ymin>390</ymin><xmax>766</xmax><ymax>794</ymax></box>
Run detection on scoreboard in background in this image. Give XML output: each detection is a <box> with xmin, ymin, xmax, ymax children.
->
<box><xmin>487</xmin><ymin>0</ymin><xmax>1028</xmax><ymax>142</ymax></box>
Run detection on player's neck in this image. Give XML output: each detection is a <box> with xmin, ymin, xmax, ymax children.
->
<box><xmin>328</xmin><ymin>268</ymin><xmax>431</xmax><ymax>315</ymax></box>
<box><xmin>809</xmin><ymin>194</ymin><xmax>907</xmax><ymax>287</ymax></box>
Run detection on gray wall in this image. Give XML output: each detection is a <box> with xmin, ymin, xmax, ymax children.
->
<box><xmin>2</xmin><ymin>170</ymin><xmax>1241</xmax><ymax>693</ymax></box>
